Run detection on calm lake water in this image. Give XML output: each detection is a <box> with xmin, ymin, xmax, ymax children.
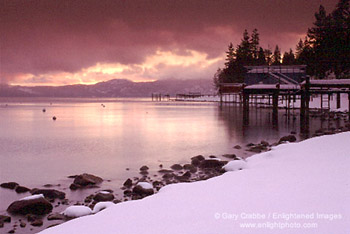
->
<box><xmin>0</xmin><ymin>97</ymin><xmax>346</xmax><ymax>218</ymax></box>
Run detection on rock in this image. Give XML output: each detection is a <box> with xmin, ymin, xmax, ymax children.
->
<box><xmin>26</xmin><ymin>214</ymin><xmax>38</xmax><ymax>222</ymax></box>
<box><xmin>0</xmin><ymin>215</ymin><xmax>11</xmax><ymax>223</ymax></box>
<box><xmin>233</xmin><ymin>145</ymin><xmax>242</xmax><ymax>149</ymax></box>
<box><xmin>20</xmin><ymin>221</ymin><xmax>26</xmax><ymax>228</ymax></box>
<box><xmin>170</xmin><ymin>164</ymin><xmax>183</xmax><ymax>170</ymax></box>
<box><xmin>31</xmin><ymin>189</ymin><xmax>65</xmax><ymax>200</ymax></box>
<box><xmin>246</xmin><ymin>143</ymin><xmax>255</xmax><ymax>147</ymax></box>
<box><xmin>199</xmin><ymin>159</ymin><xmax>227</xmax><ymax>169</ymax></box>
<box><xmin>247</xmin><ymin>144</ymin><xmax>266</xmax><ymax>153</ymax></box>
<box><xmin>132</xmin><ymin>183</ymin><xmax>154</xmax><ymax>196</ymax></box>
<box><xmin>123</xmin><ymin>190</ymin><xmax>132</xmax><ymax>196</ymax></box>
<box><xmin>0</xmin><ymin>182</ymin><xmax>18</xmax><ymax>190</ymax></box>
<box><xmin>8</xmin><ymin>229</ymin><xmax>15</xmax><ymax>233</ymax></box>
<box><xmin>191</xmin><ymin>155</ymin><xmax>205</xmax><ymax>161</ymax></box>
<box><xmin>162</xmin><ymin>173</ymin><xmax>174</xmax><ymax>179</ymax></box>
<box><xmin>0</xmin><ymin>221</ymin><xmax>3</xmax><ymax>228</ymax></box>
<box><xmin>70</xmin><ymin>173</ymin><xmax>103</xmax><ymax>190</ymax></box>
<box><xmin>123</xmin><ymin>178</ymin><xmax>133</xmax><ymax>188</ymax></box>
<box><xmin>158</xmin><ymin>169</ymin><xmax>173</xmax><ymax>173</ymax></box>
<box><xmin>139</xmin><ymin>166</ymin><xmax>149</xmax><ymax>171</ymax></box>
<box><xmin>14</xmin><ymin>186</ymin><xmax>30</xmax><ymax>193</ymax></box>
<box><xmin>93</xmin><ymin>192</ymin><xmax>115</xmax><ymax>202</ymax></box>
<box><xmin>260</xmin><ymin>141</ymin><xmax>269</xmax><ymax>147</ymax></box>
<box><xmin>31</xmin><ymin>219</ymin><xmax>43</xmax><ymax>226</ymax></box>
<box><xmin>222</xmin><ymin>154</ymin><xmax>237</xmax><ymax>159</ymax></box>
<box><xmin>182</xmin><ymin>171</ymin><xmax>191</xmax><ymax>178</ymax></box>
<box><xmin>279</xmin><ymin>135</ymin><xmax>297</xmax><ymax>144</ymax></box>
<box><xmin>7</xmin><ymin>196</ymin><xmax>53</xmax><ymax>215</ymax></box>
<box><xmin>47</xmin><ymin>213</ymin><xmax>66</xmax><ymax>221</ymax></box>
<box><xmin>183</xmin><ymin>164</ymin><xmax>197</xmax><ymax>173</ymax></box>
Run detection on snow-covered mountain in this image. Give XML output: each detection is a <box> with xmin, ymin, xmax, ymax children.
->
<box><xmin>0</xmin><ymin>79</ymin><xmax>216</xmax><ymax>97</ymax></box>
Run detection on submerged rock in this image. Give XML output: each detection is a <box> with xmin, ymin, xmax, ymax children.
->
<box><xmin>31</xmin><ymin>189</ymin><xmax>65</xmax><ymax>200</ymax></box>
<box><xmin>30</xmin><ymin>219</ymin><xmax>43</xmax><ymax>226</ymax></box>
<box><xmin>170</xmin><ymin>164</ymin><xmax>183</xmax><ymax>170</ymax></box>
<box><xmin>7</xmin><ymin>195</ymin><xmax>53</xmax><ymax>215</ymax></box>
<box><xmin>0</xmin><ymin>215</ymin><xmax>11</xmax><ymax>223</ymax></box>
<box><xmin>222</xmin><ymin>154</ymin><xmax>237</xmax><ymax>159</ymax></box>
<box><xmin>15</xmin><ymin>186</ymin><xmax>31</xmax><ymax>193</ymax></box>
<box><xmin>0</xmin><ymin>182</ymin><xmax>18</xmax><ymax>190</ymax></box>
<box><xmin>47</xmin><ymin>213</ymin><xmax>66</xmax><ymax>221</ymax></box>
<box><xmin>70</xmin><ymin>173</ymin><xmax>103</xmax><ymax>190</ymax></box>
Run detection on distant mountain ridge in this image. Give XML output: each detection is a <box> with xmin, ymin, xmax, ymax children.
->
<box><xmin>0</xmin><ymin>79</ymin><xmax>216</xmax><ymax>97</ymax></box>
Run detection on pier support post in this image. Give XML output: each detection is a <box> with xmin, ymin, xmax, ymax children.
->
<box><xmin>337</xmin><ymin>93</ymin><xmax>341</xmax><ymax>109</ymax></box>
<box><xmin>243</xmin><ymin>91</ymin><xmax>249</xmax><ymax>125</ymax></box>
<box><xmin>348</xmin><ymin>93</ymin><xmax>350</xmax><ymax>120</ymax></box>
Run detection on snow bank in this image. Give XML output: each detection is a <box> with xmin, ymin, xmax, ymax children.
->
<box><xmin>41</xmin><ymin>132</ymin><xmax>350</xmax><ymax>234</ymax></box>
<box><xmin>19</xmin><ymin>194</ymin><xmax>44</xmax><ymax>201</ymax></box>
<box><xmin>62</xmin><ymin>206</ymin><xmax>92</xmax><ymax>218</ymax></box>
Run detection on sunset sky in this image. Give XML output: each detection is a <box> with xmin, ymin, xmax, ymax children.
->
<box><xmin>0</xmin><ymin>0</ymin><xmax>337</xmax><ymax>86</ymax></box>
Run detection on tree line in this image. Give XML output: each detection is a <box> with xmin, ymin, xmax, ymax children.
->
<box><xmin>214</xmin><ymin>0</ymin><xmax>350</xmax><ymax>87</ymax></box>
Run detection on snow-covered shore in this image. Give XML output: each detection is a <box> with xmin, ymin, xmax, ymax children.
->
<box><xmin>40</xmin><ymin>132</ymin><xmax>350</xmax><ymax>234</ymax></box>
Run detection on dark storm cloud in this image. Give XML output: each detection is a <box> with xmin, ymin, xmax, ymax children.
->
<box><xmin>0</xmin><ymin>0</ymin><xmax>337</xmax><ymax>80</ymax></box>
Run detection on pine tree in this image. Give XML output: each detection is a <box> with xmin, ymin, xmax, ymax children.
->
<box><xmin>257</xmin><ymin>47</ymin><xmax>267</xmax><ymax>65</ymax></box>
<box><xmin>272</xmin><ymin>45</ymin><xmax>282</xmax><ymax>65</ymax></box>
<box><xmin>225</xmin><ymin>43</ymin><xmax>235</xmax><ymax>68</ymax></box>
<box><xmin>250</xmin><ymin>28</ymin><xmax>260</xmax><ymax>62</ymax></box>
<box><xmin>236</xmin><ymin>29</ymin><xmax>253</xmax><ymax>65</ymax></box>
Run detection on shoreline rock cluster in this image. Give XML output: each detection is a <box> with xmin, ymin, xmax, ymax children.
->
<box><xmin>1</xmin><ymin>127</ymin><xmax>349</xmax><ymax>233</ymax></box>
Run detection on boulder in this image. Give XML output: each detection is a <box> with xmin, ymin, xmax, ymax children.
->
<box><xmin>170</xmin><ymin>164</ymin><xmax>183</xmax><ymax>170</ymax></box>
<box><xmin>0</xmin><ymin>182</ymin><xmax>18</xmax><ymax>190</ymax></box>
<box><xmin>31</xmin><ymin>219</ymin><xmax>43</xmax><ymax>226</ymax></box>
<box><xmin>123</xmin><ymin>178</ymin><xmax>133</xmax><ymax>188</ymax></box>
<box><xmin>132</xmin><ymin>183</ymin><xmax>154</xmax><ymax>196</ymax></box>
<box><xmin>233</xmin><ymin>145</ymin><xmax>242</xmax><ymax>149</ymax></box>
<box><xmin>15</xmin><ymin>186</ymin><xmax>30</xmax><ymax>193</ymax></box>
<box><xmin>93</xmin><ymin>192</ymin><xmax>115</xmax><ymax>202</ymax></box>
<box><xmin>31</xmin><ymin>189</ymin><xmax>65</xmax><ymax>200</ymax></box>
<box><xmin>7</xmin><ymin>195</ymin><xmax>53</xmax><ymax>215</ymax></box>
<box><xmin>191</xmin><ymin>155</ymin><xmax>205</xmax><ymax>161</ymax></box>
<box><xmin>0</xmin><ymin>215</ymin><xmax>11</xmax><ymax>223</ymax></box>
<box><xmin>70</xmin><ymin>173</ymin><xmax>103</xmax><ymax>190</ymax></box>
<box><xmin>183</xmin><ymin>164</ymin><xmax>197</xmax><ymax>173</ymax></box>
<box><xmin>279</xmin><ymin>135</ymin><xmax>297</xmax><ymax>144</ymax></box>
<box><xmin>222</xmin><ymin>154</ymin><xmax>237</xmax><ymax>159</ymax></box>
<box><xmin>199</xmin><ymin>159</ymin><xmax>227</xmax><ymax>169</ymax></box>
<box><xmin>139</xmin><ymin>166</ymin><xmax>149</xmax><ymax>171</ymax></box>
<box><xmin>47</xmin><ymin>213</ymin><xmax>66</xmax><ymax>221</ymax></box>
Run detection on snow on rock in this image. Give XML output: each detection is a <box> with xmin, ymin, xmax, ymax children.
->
<box><xmin>223</xmin><ymin>160</ymin><xmax>247</xmax><ymax>171</ymax></box>
<box><xmin>136</xmin><ymin>182</ymin><xmax>153</xmax><ymax>190</ymax></box>
<box><xmin>62</xmin><ymin>206</ymin><xmax>92</xmax><ymax>218</ymax></box>
<box><xmin>19</xmin><ymin>194</ymin><xmax>44</xmax><ymax>201</ymax></box>
<box><xmin>40</xmin><ymin>132</ymin><xmax>350</xmax><ymax>234</ymax></box>
<box><xmin>92</xmin><ymin>202</ymin><xmax>115</xmax><ymax>214</ymax></box>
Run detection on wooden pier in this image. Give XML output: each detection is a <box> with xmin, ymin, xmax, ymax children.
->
<box><xmin>219</xmin><ymin>78</ymin><xmax>350</xmax><ymax>130</ymax></box>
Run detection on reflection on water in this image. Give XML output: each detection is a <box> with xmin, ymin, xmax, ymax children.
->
<box><xmin>0</xmin><ymin>98</ymin><xmax>347</xmax><ymax>212</ymax></box>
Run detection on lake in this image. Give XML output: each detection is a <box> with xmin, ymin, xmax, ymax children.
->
<box><xmin>0</xmin><ymin>97</ymin><xmax>347</xmax><ymax>222</ymax></box>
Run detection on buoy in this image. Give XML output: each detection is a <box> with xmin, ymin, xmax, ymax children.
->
<box><xmin>42</xmin><ymin>108</ymin><xmax>46</xmax><ymax>112</ymax></box>
<box><xmin>52</xmin><ymin>116</ymin><xmax>57</xmax><ymax>121</ymax></box>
